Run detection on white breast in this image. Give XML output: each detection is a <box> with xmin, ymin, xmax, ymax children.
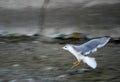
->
<box><xmin>68</xmin><ymin>46</ymin><xmax>84</xmax><ymax>62</ymax></box>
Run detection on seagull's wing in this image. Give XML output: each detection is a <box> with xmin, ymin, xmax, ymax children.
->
<box><xmin>83</xmin><ymin>56</ymin><xmax>97</xmax><ymax>69</ymax></box>
<box><xmin>73</xmin><ymin>36</ymin><xmax>110</xmax><ymax>55</ymax></box>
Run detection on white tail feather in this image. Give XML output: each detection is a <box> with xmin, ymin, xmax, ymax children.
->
<box><xmin>83</xmin><ymin>56</ymin><xmax>97</xmax><ymax>69</ymax></box>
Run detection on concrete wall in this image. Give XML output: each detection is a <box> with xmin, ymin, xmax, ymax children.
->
<box><xmin>0</xmin><ymin>0</ymin><xmax>120</xmax><ymax>37</ymax></box>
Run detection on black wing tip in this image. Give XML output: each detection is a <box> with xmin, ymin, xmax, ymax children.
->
<box><xmin>104</xmin><ymin>36</ymin><xmax>111</xmax><ymax>39</ymax></box>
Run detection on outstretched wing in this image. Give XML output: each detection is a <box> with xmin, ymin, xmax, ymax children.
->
<box><xmin>73</xmin><ymin>36</ymin><xmax>110</xmax><ymax>55</ymax></box>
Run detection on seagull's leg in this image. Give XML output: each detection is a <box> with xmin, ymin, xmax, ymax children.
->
<box><xmin>73</xmin><ymin>61</ymin><xmax>79</xmax><ymax>65</ymax></box>
<box><xmin>71</xmin><ymin>61</ymin><xmax>80</xmax><ymax>69</ymax></box>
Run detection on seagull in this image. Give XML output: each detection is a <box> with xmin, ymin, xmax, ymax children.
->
<box><xmin>61</xmin><ymin>36</ymin><xmax>110</xmax><ymax>69</ymax></box>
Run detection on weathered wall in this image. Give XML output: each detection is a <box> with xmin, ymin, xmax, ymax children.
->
<box><xmin>0</xmin><ymin>0</ymin><xmax>120</xmax><ymax>37</ymax></box>
<box><xmin>0</xmin><ymin>0</ymin><xmax>119</xmax><ymax>8</ymax></box>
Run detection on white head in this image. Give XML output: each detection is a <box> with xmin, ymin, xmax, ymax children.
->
<box><xmin>61</xmin><ymin>44</ymin><xmax>82</xmax><ymax>62</ymax></box>
<box><xmin>61</xmin><ymin>44</ymin><xmax>73</xmax><ymax>51</ymax></box>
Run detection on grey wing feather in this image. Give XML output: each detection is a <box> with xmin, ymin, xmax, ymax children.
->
<box><xmin>74</xmin><ymin>36</ymin><xmax>110</xmax><ymax>55</ymax></box>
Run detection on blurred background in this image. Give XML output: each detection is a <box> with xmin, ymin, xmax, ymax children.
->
<box><xmin>0</xmin><ymin>0</ymin><xmax>120</xmax><ymax>82</ymax></box>
<box><xmin>0</xmin><ymin>0</ymin><xmax>120</xmax><ymax>37</ymax></box>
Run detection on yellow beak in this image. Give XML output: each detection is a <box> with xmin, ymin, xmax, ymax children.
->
<box><xmin>61</xmin><ymin>47</ymin><xmax>64</xmax><ymax>50</ymax></box>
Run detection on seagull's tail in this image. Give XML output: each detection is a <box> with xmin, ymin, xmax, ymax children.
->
<box><xmin>83</xmin><ymin>56</ymin><xmax>97</xmax><ymax>69</ymax></box>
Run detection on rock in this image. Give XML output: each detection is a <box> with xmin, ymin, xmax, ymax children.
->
<box><xmin>6</xmin><ymin>33</ymin><xmax>24</xmax><ymax>37</ymax></box>
<box><xmin>25</xmin><ymin>78</ymin><xmax>35</xmax><ymax>82</ymax></box>
<box><xmin>8</xmin><ymin>79</ymin><xmax>17</xmax><ymax>82</ymax></box>
<box><xmin>33</xmin><ymin>34</ymin><xmax>40</xmax><ymax>37</ymax></box>
<box><xmin>26</xmin><ymin>34</ymin><xmax>34</xmax><ymax>36</ymax></box>
<box><xmin>47</xmin><ymin>32</ymin><xmax>93</xmax><ymax>39</ymax></box>
<box><xmin>66</xmin><ymin>69</ymin><xmax>79</xmax><ymax>75</ymax></box>
<box><xmin>45</xmin><ymin>66</ymin><xmax>56</xmax><ymax>71</ymax></box>
<box><xmin>77</xmin><ymin>68</ymin><xmax>90</xmax><ymax>73</ymax></box>
<box><xmin>65</xmin><ymin>32</ymin><xmax>94</xmax><ymax>39</ymax></box>
<box><xmin>66</xmin><ymin>68</ymin><xmax>90</xmax><ymax>75</ymax></box>
<box><xmin>64</xmin><ymin>32</ymin><xmax>82</xmax><ymax>39</ymax></box>
<box><xmin>32</xmin><ymin>41</ymin><xmax>39</xmax><ymax>44</ymax></box>
<box><xmin>12</xmin><ymin>64</ymin><xmax>20</xmax><ymax>67</ymax></box>
<box><xmin>57</xmin><ymin>74</ymin><xmax>68</xmax><ymax>78</ymax></box>
<box><xmin>47</xmin><ymin>33</ymin><xmax>68</xmax><ymax>39</ymax></box>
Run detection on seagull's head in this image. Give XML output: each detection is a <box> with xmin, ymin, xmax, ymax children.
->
<box><xmin>61</xmin><ymin>44</ymin><xmax>73</xmax><ymax>51</ymax></box>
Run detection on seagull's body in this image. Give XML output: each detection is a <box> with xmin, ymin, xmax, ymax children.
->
<box><xmin>62</xmin><ymin>36</ymin><xmax>110</xmax><ymax>69</ymax></box>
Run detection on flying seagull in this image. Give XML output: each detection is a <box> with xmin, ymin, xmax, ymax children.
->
<box><xmin>61</xmin><ymin>36</ymin><xmax>110</xmax><ymax>69</ymax></box>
